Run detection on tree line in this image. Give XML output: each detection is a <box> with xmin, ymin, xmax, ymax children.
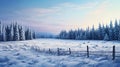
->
<box><xmin>59</xmin><ymin>20</ymin><xmax>120</xmax><ymax>41</ymax></box>
<box><xmin>0</xmin><ymin>22</ymin><xmax>36</xmax><ymax>41</ymax></box>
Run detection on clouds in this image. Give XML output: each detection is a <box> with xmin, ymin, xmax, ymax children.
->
<box><xmin>81</xmin><ymin>0</ymin><xmax>120</xmax><ymax>29</ymax></box>
<box><xmin>1</xmin><ymin>1</ymin><xmax>101</xmax><ymax>34</ymax></box>
<box><xmin>13</xmin><ymin>1</ymin><xmax>99</xmax><ymax>33</ymax></box>
<box><xmin>1</xmin><ymin>0</ymin><xmax>120</xmax><ymax>34</ymax></box>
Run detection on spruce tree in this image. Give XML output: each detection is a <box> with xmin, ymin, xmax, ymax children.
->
<box><xmin>109</xmin><ymin>21</ymin><xmax>114</xmax><ymax>40</ymax></box>
<box><xmin>98</xmin><ymin>23</ymin><xmax>102</xmax><ymax>40</ymax></box>
<box><xmin>5</xmin><ymin>26</ymin><xmax>12</xmax><ymax>41</ymax></box>
<box><xmin>91</xmin><ymin>25</ymin><xmax>95</xmax><ymax>40</ymax></box>
<box><xmin>59</xmin><ymin>30</ymin><xmax>68</xmax><ymax>39</ymax></box>
<box><xmin>101</xmin><ymin>25</ymin><xmax>105</xmax><ymax>40</ymax></box>
<box><xmin>114</xmin><ymin>20</ymin><xmax>119</xmax><ymax>40</ymax></box>
<box><xmin>118</xmin><ymin>31</ymin><xmax>120</xmax><ymax>41</ymax></box>
<box><xmin>33</xmin><ymin>32</ymin><xmax>36</xmax><ymax>39</ymax></box>
<box><xmin>13</xmin><ymin>23</ymin><xmax>19</xmax><ymax>41</ymax></box>
<box><xmin>2</xmin><ymin>26</ymin><xmax>6</xmax><ymax>41</ymax></box>
<box><xmin>25</xmin><ymin>28</ymin><xmax>29</xmax><ymax>40</ymax></box>
<box><xmin>19</xmin><ymin>26</ymin><xmax>25</xmax><ymax>40</ymax></box>
<box><xmin>0</xmin><ymin>22</ymin><xmax>2</xmax><ymax>41</ymax></box>
<box><xmin>104</xmin><ymin>33</ymin><xmax>109</xmax><ymax>41</ymax></box>
<box><xmin>29</xmin><ymin>30</ymin><xmax>33</xmax><ymax>40</ymax></box>
<box><xmin>68</xmin><ymin>30</ymin><xmax>75</xmax><ymax>39</ymax></box>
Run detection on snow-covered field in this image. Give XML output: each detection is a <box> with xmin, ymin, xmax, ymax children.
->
<box><xmin>0</xmin><ymin>38</ymin><xmax>120</xmax><ymax>67</ymax></box>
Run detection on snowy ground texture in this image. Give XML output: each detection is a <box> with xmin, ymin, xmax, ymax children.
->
<box><xmin>0</xmin><ymin>38</ymin><xmax>120</xmax><ymax>67</ymax></box>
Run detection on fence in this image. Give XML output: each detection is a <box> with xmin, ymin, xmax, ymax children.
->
<box><xmin>31</xmin><ymin>45</ymin><xmax>120</xmax><ymax>60</ymax></box>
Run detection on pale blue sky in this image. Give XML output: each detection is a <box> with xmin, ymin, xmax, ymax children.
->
<box><xmin>0</xmin><ymin>0</ymin><xmax>120</xmax><ymax>34</ymax></box>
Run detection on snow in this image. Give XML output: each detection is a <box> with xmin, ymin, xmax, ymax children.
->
<box><xmin>0</xmin><ymin>38</ymin><xmax>120</xmax><ymax>67</ymax></box>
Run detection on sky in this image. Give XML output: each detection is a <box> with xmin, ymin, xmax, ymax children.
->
<box><xmin>0</xmin><ymin>0</ymin><xmax>120</xmax><ymax>34</ymax></box>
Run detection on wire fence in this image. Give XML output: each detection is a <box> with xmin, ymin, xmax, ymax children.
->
<box><xmin>31</xmin><ymin>45</ymin><xmax>120</xmax><ymax>60</ymax></box>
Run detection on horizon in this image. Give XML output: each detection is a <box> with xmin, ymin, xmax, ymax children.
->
<box><xmin>0</xmin><ymin>0</ymin><xmax>120</xmax><ymax>35</ymax></box>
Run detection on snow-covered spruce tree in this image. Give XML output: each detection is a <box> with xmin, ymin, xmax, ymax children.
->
<box><xmin>91</xmin><ymin>25</ymin><xmax>95</xmax><ymax>40</ymax></box>
<box><xmin>5</xmin><ymin>26</ymin><xmax>13</xmax><ymax>41</ymax></box>
<box><xmin>25</xmin><ymin>28</ymin><xmax>29</xmax><ymax>40</ymax></box>
<box><xmin>75</xmin><ymin>29</ymin><xmax>79</xmax><ymax>40</ymax></box>
<box><xmin>59</xmin><ymin>30</ymin><xmax>68</xmax><ymax>39</ymax></box>
<box><xmin>104</xmin><ymin>33</ymin><xmax>109</xmax><ymax>41</ymax></box>
<box><xmin>109</xmin><ymin>21</ymin><xmax>114</xmax><ymax>40</ymax></box>
<box><xmin>18</xmin><ymin>26</ymin><xmax>25</xmax><ymax>40</ymax></box>
<box><xmin>108</xmin><ymin>29</ymin><xmax>112</xmax><ymax>41</ymax></box>
<box><xmin>118</xmin><ymin>31</ymin><xmax>120</xmax><ymax>41</ymax></box>
<box><xmin>10</xmin><ymin>24</ymin><xmax>13</xmax><ymax>41</ymax></box>
<box><xmin>29</xmin><ymin>30</ymin><xmax>33</xmax><ymax>40</ymax></box>
<box><xmin>75</xmin><ymin>29</ymin><xmax>82</xmax><ymax>40</ymax></box>
<box><xmin>0</xmin><ymin>22</ymin><xmax>2</xmax><ymax>41</ymax></box>
<box><xmin>13</xmin><ymin>23</ymin><xmax>19</xmax><ymax>41</ymax></box>
<box><xmin>83</xmin><ymin>31</ymin><xmax>87</xmax><ymax>40</ymax></box>
<box><xmin>32</xmin><ymin>31</ymin><xmax>36</xmax><ymax>39</ymax></box>
<box><xmin>113</xmin><ymin>20</ymin><xmax>119</xmax><ymax>40</ymax></box>
<box><xmin>68</xmin><ymin>30</ymin><xmax>75</xmax><ymax>39</ymax></box>
<box><xmin>74</xmin><ymin>29</ymin><xmax>77</xmax><ymax>39</ymax></box>
<box><xmin>94</xmin><ymin>30</ymin><xmax>98</xmax><ymax>40</ymax></box>
<box><xmin>2</xmin><ymin>26</ymin><xmax>6</xmax><ymax>41</ymax></box>
<box><xmin>101</xmin><ymin>25</ymin><xmax>106</xmax><ymax>40</ymax></box>
<box><xmin>98</xmin><ymin>23</ymin><xmax>103</xmax><ymax>40</ymax></box>
<box><xmin>104</xmin><ymin>25</ymin><xmax>109</xmax><ymax>35</ymax></box>
<box><xmin>86</xmin><ymin>27</ymin><xmax>90</xmax><ymax>40</ymax></box>
<box><xmin>79</xmin><ymin>29</ymin><xmax>84</xmax><ymax>40</ymax></box>
<box><xmin>25</xmin><ymin>28</ymin><xmax>33</xmax><ymax>40</ymax></box>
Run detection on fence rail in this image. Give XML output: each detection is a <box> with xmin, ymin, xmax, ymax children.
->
<box><xmin>31</xmin><ymin>45</ymin><xmax>120</xmax><ymax>60</ymax></box>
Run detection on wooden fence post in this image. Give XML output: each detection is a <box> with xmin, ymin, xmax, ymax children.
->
<box><xmin>69</xmin><ymin>48</ymin><xmax>71</xmax><ymax>55</ymax></box>
<box><xmin>87</xmin><ymin>45</ymin><xmax>89</xmax><ymax>58</ymax></box>
<box><xmin>57</xmin><ymin>48</ymin><xmax>60</xmax><ymax>56</ymax></box>
<box><xmin>112</xmin><ymin>45</ymin><xmax>115</xmax><ymax>60</ymax></box>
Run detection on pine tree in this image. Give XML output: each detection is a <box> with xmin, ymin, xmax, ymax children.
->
<box><xmin>2</xmin><ymin>26</ymin><xmax>6</xmax><ymax>41</ymax></box>
<box><xmin>33</xmin><ymin>31</ymin><xmax>36</xmax><ymax>39</ymax></box>
<box><xmin>25</xmin><ymin>28</ymin><xmax>33</xmax><ymax>40</ymax></box>
<box><xmin>75</xmin><ymin>29</ymin><xmax>81</xmax><ymax>40</ymax></box>
<box><xmin>109</xmin><ymin>21</ymin><xmax>114</xmax><ymax>40</ymax></box>
<box><xmin>91</xmin><ymin>25</ymin><xmax>95</xmax><ymax>40</ymax></box>
<box><xmin>29</xmin><ymin>30</ymin><xmax>33</xmax><ymax>40</ymax></box>
<box><xmin>118</xmin><ymin>31</ymin><xmax>120</xmax><ymax>40</ymax></box>
<box><xmin>68</xmin><ymin>30</ymin><xmax>75</xmax><ymax>39</ymax></box>
<box><xmin>105</xmin><ymin>25</ymin><xmax>109</xmax><ymax>36</ymax></box>
<box><xmin>0</xmin><ymin>22</ymin><xmax>2</xmax><ymax>41</ymax></box>
<box><xmin>75</xmin><ymin>29</ymin><xmax>79</xmax><ymax>39</ymax></box>
<box><xmin>19</xmin><ymin>26</ymin><xmax>25</xmax><ymax>40</ymax></box>
<box><xmin>86</xmin><ymin>27</ymin><xmax>90</xmax><ymax>40</ymax></box>
<box><xmin>5</xmin><ymin>26</ymin><xmax>13</xmax><ymax>41</ymax></box>
<box><xmin>104</xmin><ymin>33</ymin><xmax>109</xmax><ymax>41</ymax></box>
<box><xmin>25</xmin><ymin>28</ymin><xmax>29</xmax><ymax>40</ymax></box>
<box><xmin>79</xmin><ymin>29</ymin><xmax>84</xmax><ymax>40</ymax></box>
<box><xmin>98</xmin><ymin>23</ymin><xmax>103</xmax><ymax>40</ymax></box>
<box><xmin>10</xmin><ymin>24</ymin><xmax>13</xmax><ymax>41</ymax></box>
<box><xmin>13</xmin><ymin>23</ymin><xmax>19</xmax><ymax>41</ymax></box>
<box><xmin>114</xmin><ymin>20</ymin><xmax>119</xmax><ymax>40</ymax></box>
<box><xmin>83</xmin><ymin>31</ymin><xmax>87</xmax><ymax>40</ymax></box>
<box><xmin>59</xmin><ymin>30</ymin><xmax>68</xmax><ymax>39</ymax></box>
<box><xmin>101</xmin><ymin>25</ymin><xmax>105</xmax><ymax>40</ymax></box>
